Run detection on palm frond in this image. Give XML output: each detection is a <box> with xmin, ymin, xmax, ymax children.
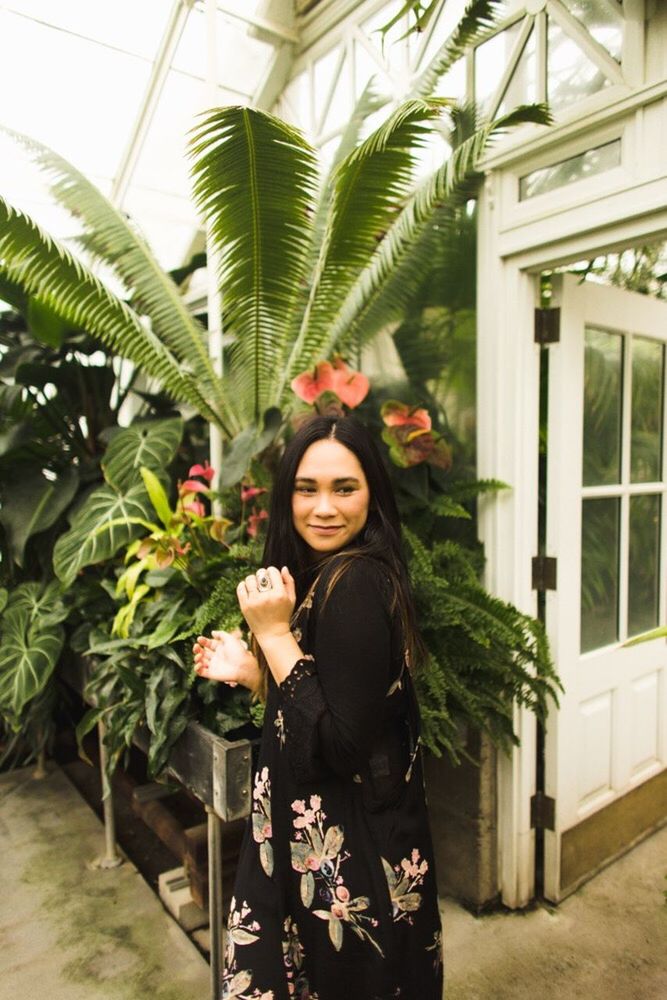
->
<box><xmin>279</xmin><ymin>98</ymin><xmax>449</xmax><ymax>396</ymax></box>
<box><xmin>0</xmin><ymin>197</ymin><xmax>221</xmax><ymax>425</ymax></box>
<box><xmin>312</xmin><ymin>103</ymin><xmax>551</xmax><ymax>364</ymax></box>
<box><xmin>2</xmin><ymin>127</ymin><xmax>233</xmax><ymax>432</ymax></box>
<box><xmin>189</xmin><ymin>106</ymin><xmax>319</xmax><ymax>423</ymax></box>
<box><xmin>411</xmin><ymin>0</ymin><xmax>502</xmax><ymax>98</ymax></box>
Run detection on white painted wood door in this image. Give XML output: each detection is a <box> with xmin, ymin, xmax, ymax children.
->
<box><xmin>543</xmin><ymin>273</ymin><xmax>667</xmax><ymax>902</ymax></box>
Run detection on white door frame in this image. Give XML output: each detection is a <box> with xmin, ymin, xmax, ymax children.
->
<box><xmin>477</xmin><ymin>168</ymin><xmax>667</xmax><ymax>908</ymax></box>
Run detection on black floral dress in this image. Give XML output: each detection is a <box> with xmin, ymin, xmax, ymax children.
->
<box><xmin>222</xmin><ymin>556</ymin><xmax>443</xmax><ymax>1000</ymax></box>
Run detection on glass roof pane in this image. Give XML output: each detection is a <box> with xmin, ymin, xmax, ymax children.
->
<box><xmin>173</xmin><ymin>6</ymin><xmax>277</xmax><ymax>96</ymax></box>
<box><xmin>1</xmin><ymin>0</ymin><xmax>173</xmax><ymax>60</ymax></box>
<box><xmin>559</xmin><ymin>0</ymin><xmax>623</xmax><ymax>62</ymax></box>
<box><xmin>214</xmin><ymin>0</ymin><xmax>270</xmax><ymax>17</ymax></box>
<box><xmin>0</xmin><ymin>8</ymin><xmax>151</xmax><ymax>179</ymax></box>
<box><xmin>132</xmin><ymin>73</ymin><xmax>245</xmax><ymax>200</ymax></box>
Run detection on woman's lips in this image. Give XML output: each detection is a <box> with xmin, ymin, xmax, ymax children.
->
<box><xmin>308</xmin><ymin>525</ymin><xmax>343</xmax><ymax>534</ymax></box>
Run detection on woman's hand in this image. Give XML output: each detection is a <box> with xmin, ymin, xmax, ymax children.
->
<box><xmin>192</xmin><ymin>629</ymin><xmax>260</xmax><ymax>693</ymax></box>
<box><xmin>237</xmin><ymin>566</ymin><xmax>296</xmax><ymax>645</ymax></box>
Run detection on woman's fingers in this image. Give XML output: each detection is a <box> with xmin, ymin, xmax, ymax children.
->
<box><xmin>281</xmin><ymin>565</ymin><xmax>296</xmax><ymax>606</ymax></box>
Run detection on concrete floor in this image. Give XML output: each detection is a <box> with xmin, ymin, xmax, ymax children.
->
<box><xmin>0</xmin><ymin>765</ymin><xmax>210</xmax><ymax>1000</ymax></box>
<box><xmin>1</xmin><ymin>763</ymin><xmax>665</xmax><ymax>999</ymax></box>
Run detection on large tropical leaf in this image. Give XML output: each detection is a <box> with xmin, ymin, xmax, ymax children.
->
<box><xmin>0</xmin><ymin>582</ymin><xmax>66</xmax><ymax>721</ymax></box>
<box><xmin>411</xmin><ymin>0</ymin><xmax>502</xmax><ymax>98</ymax></box>
<box><xmin>101</xmin><ymin>418</ymin><xmax>183</xmax><ymax>492</ymax></box>
<box><xmin>0</xmin><ymin>197</ymin><xmax>222</xmax><ymax>426</ymax></box>
<box><xmin>189</xmin><ymin>106</ymin><xmax>319</xmax><ymax>422</ymax></box>
<box><xmin>280</xmin><ymin>99</ymin><xmax>449</xmax><ymax>394</ymax></box>
<box><xmin>53</xmin><ymin>481</ymin><xmax>156</xmax><ymax>585</ymax></box>
<box><xmin>313</xmin><ymin>103</ymin><xmax>551</xmax><ymax>364</ymax></box>
<box><xmin>0</xmin><ymin>466</ymin><xmax>79</xmax><ymax>566</ymax></box>
<box><xmin>2</xmin><ymin>127</ymin><xmax>233</xmax><ymax>431</ymax></box>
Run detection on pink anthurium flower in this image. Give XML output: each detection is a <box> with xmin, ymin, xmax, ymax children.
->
<box><xmin>331</xmin><ymin>359</ymin><xmax>369</xmax><ymax>408</ymax></box>
<box><xmin>241</xmin><ymin>484</ymin><xmax>267</xmax><ymax>503</ymax></box>
<box><xmin>188</xmin><ymin>461</ymin><xmax>215</xmax><ymax>483</ymax></box>
<box><xmin>183</xmin><ymin>499</ymin><xmax>206</xmax><ymax>517</ymax></box>
<box><xmin>247</xmin><ymin>508</ymin><xmax>269</xmax><ymax>538</ymax></box>
<box><xmin>291</xmin><ymin>362</ymin><xmax>335</xmax><ymax>404</ymax></box>
<box><xmin>179</xmin><ymin>478</ymin><xmax>208</xmax><ymax>495</ymax></box>
<box><xmin>380</xmin><ymin>399</ymin><xmax>432</xmax><ymax>430</ymax></box>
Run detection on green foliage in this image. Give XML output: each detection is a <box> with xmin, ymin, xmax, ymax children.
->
<box><xmin>404</xmin><ymin>527</ymin><xmax>561</xmax><ymax>760</ymax></box>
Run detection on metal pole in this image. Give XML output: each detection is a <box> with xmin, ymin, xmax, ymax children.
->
<box><xmin>93</xmin><ymin>720</ymin><xmax>123</xmax><ymax>869</ymax></box>
<box><xmin>207</xmin><ymin>806</ymin><xmax>224</xmax><ymax>999</ymax></box>
<box><xmin>206</xmin><ymin>0</ymin><xmax>225</xmax><ymax>515</ymax></box>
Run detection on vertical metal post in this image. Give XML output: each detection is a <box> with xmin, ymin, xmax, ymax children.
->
<box><xmin>94</xmin><ymin>720</ymin><xmax>123</xmax><ymax>869</ymax></box>
<box><xmin>207</xmin><ymin>806</ymin><xmax>224</xmax><ymax>1000</ymax></box>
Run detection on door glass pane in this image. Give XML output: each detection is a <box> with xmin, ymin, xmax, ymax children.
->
<box><xmin>631</xmin><ymin>338</ymin><xmax>664</xmax><ymax>483</ymax></box>
<box><xmin>581</xmin><ymin>497</ymin><xmax>620</xmax><ymax>652</ymax></box>
<box><xmin>628</xmin><ymin>495</ymin><xmax>661</xmax><ymax>638</ymax></box>
<box><xmin>583</xmin><ymin>328</ymin><xmax>623</xmax><ymax>486</ymax></box>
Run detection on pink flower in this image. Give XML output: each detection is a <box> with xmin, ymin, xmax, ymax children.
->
<box><xmin>247</xmin><ymin>508</ymin><xmax>268</xmax><ymax>538</ymax></box>
<box><xmin>183</xmin><ymin>500</ymin><xmax>205</xmax><ymax>517</ymax></box>
<box><xmin>309</xmin><ymin>794</ymin><xmax>321</xmax><ymax>811</ymax></box>
<box><xmin>330</xmin><ymin>358</ymin><xmax>369</xmax><ymax>408</ymax></box>
<box><xmin>262</xmin><ymin>823</ymin><xmax>272</xmax><ymax>839</ymax></box>
<box><xmin>305</xmin><ymin>855</ymin><xmax>321</xmax><ymax>871</ymax></box>
<box><xmin>381</xmin><ymin>400</ymin><xmax>431</xmax><ymax>431</ymax></box>
<box><xmin>188</xmin><ymin>461</ymin><xmax>215</xmax><ymax>483</ymax></box>
<box><xmin>335</xmin><ymin>885</ymin><xmax>350</xmax><ymax>902</ymax></box>
<box><xmin>291</xmin><ymin>361</ymin><xmax>335</xmax><ymax>404</ymax></box>
<box><xmin>241</xmin><ymin>484</ymin><xmax>267</xmax><ymax>503</ymax></box>
<box><xmin>179</xmin><ymin>478</ymin><xmax>208</xmax><ymax>495</ymax></box>
<box><xmin>293</xmin><ymin>816</ymin><xmax>309</xmax><ymax>829</ymax></box>
<box><xmin>331</xmin><ymin>902</ymin><xmax>348</xmax><ymax>920</ymax></box>
<box><xmin>292</xmin><ymin>799</ymin><xmax>306</xmax><ymax>814</ymax></box>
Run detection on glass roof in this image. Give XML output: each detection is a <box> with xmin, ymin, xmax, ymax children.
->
<box><xmin>0</xmin><ymin>1</ymin><xmax>289</xmax><ymax>272</ymax></box>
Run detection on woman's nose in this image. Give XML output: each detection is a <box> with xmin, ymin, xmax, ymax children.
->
<box><xmin>313</xmin><ymin>491</ymin><xmax>335</xmax><ymax>515</ymax></box>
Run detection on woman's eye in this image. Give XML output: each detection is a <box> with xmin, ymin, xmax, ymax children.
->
<box><xmin>336</xmin><ymin>487</ymin><xmax>354</xmax><ymax>495</ymax></box>
<box><xmin>295</xmin><ymin>486</ymin><xmax>315</xmax><ymax>494</ymax></box>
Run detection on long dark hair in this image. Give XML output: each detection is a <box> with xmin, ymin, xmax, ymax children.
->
<box><xmin>255</xmin><ymin>415</ymin><xmax>425</xmax><ymax>694</ymax></box>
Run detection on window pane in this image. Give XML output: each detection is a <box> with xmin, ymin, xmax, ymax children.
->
<box><xmin>628</xmin><ymin>495</ymin><xmax>661</xmax><ymax>638</ymax></box>
<box><xmin>559</xmin><ymin>0</ymin><xmax>623</xmax><ymax>62</ymax></box>
<box><xmin>474</xmin><ymin>19</ymin><xmax>523</xmax><ymax>115</ymax></box>
<box><xmin>498</xmin><ymin>26</ymin><xmax>537</xmax><ymax>116</ymax></box>
<box><xmin>519</xmin><ymin>140</ymin><xmax>621</xmax><ymax>200</ymax></box>
<box><xmin>581</xmin><ymin>497</ymin><xmax>620</xmax><ymax>652</ymax></box>
<box><xmin>583</xmin><ymin>328</ymin><xmax>623</xmax><ymax>486</ymax></box>
<box><xmin>547</xmin><ymin>15</ymin><xmax>611</xmax><ymax>113</ymax></box>
<box><xmin>631</xmin><ymin>338</ymin><xmax>664</xmax><ymax>483</ymax></box>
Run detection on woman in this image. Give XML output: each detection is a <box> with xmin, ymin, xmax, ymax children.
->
<box><xmin>193</xmin><ymin>416</ymin><xmax>443</xmax><ymax>1000</ymax></box>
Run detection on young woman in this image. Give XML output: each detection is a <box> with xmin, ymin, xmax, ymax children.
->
<box><xmin>193</xmin><ymin>415</ymin><xmax>443</xmax><ymax>1000</ymax></box>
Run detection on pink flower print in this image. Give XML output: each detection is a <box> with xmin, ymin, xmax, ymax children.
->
<box><xmin>331</xmin><ymin>902</ymin><xmax>348</xmax><ymax>920</ymax></box>
<box><xmin>309</xmin><ymin>795</ymin><xmax>321</xmax><ymax>811</ymax></box>
<box><xmin>291</xmin><ymin>799</ymin><xmax>306</xmax><ymax>814</ymax></box>
<box><xmin>335</xmin><ymin>885</ymin><xmax>350</xmax><ymax>902</ymax></box>
<box><xmin>305</xmin><ymin>856</ymin><xmax>321</xmax><ymax>871</ymax></box>
<box><xmin>262</xmin><ymin>822</ymin><xmax>272</xmax><ymax>839</ymax></box>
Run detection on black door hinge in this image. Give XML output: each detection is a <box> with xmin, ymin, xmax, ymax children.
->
<box><xmin>532</xmin><ymin>555</ymin><xmax>557</xmax><ymax>591</ymax></box>
<box><xmin>531</xmin><ymin>791</ymin><xmax>556</xmax><ymax>831</ymax></box>
<box><xmin>535</xmin><ymin>307</ymin><xmax>560</xmax><ymax>344</ymax></box>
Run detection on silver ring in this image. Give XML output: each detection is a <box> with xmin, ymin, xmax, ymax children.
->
<box><xmin>256</xmin><ymin>570</ymin><xmax>272</xmax><ymax>591</ymax></box>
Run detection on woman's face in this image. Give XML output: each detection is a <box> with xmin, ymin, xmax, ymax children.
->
<box><xmin>292</xmin><ymin>439</ymin><xmax>371</xmax><ymax>556</ymax></box>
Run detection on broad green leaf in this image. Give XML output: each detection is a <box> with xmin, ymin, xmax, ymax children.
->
<box><xmin>0</xmin><ymin>604</ymin><xmax>64</xmax><ymax>720</ymax></box>
<box><xmin>189</xmin><ymin>106</ymin><xmax>319</xmax><ymax>423</ymax></box>
<box><xmin>8</xmin><ymin>580</ymin><xmax>68</xmax><ymax>627</ymax></box>
<box><xmin>140</xmin><ymin>466</ymin><xmax>174</xmax><ymax>528</ymax></box>
<box><xmin>102</xmin><ymin>418</ymin><xmax>183</xmax><ymax>492</ymax></box>
<box><xmin>0</xmin><ymin>466</ymin><xmax>79</xmax><ymax>566</ymax></box>
<box><xmin>53</xmin><ymin>481</ymin><xmax>155</xmax><ymax>585</ymax></box>
<box><xmin>218</xmin><ymin>408</ymin><xmax>282</xmax><ymax>488</ymax></box>
<box><xmin>111</xmin><ymin>583</ymin><xmax>151</xmax><ymax>638</ymax></box>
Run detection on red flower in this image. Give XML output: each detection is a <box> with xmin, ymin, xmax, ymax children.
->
<box><xmin>179</xmin><ymin>478</ymin><xmax>208</xmax><ymax>495</ymax></box>
<box><xmin>183</xmin><ymin>499</ymin><xmax>205</xmax><ymax>517</ymax></box>
<box><xmin>380</xmin><ymin>399</ymin><xmax>431</xmax><ymax>430</ymax></box>
<box><xmin>247</xmin><ymin>508</ymin><xmax>269</xmax><ymax>538</ymax></box>
<box><xmin>188</xmin><ymin>461</ymin><xmax>215</xmax><ymax>483</ymax></box>
<box><xmin>291</xmin><ymin>357</ymin><xmax>369</xmax><ymax>409</ymax></box>
<box><xmin>330</xmin><ymin>358</ymin><xmax>369</xmax><ymax>408</ymax></box>
<box><xmin>241</xmin><ymin>484</ymin><xmax>267</xmax><ymax>503</ymax></box>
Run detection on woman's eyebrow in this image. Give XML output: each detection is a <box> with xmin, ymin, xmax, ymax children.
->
<box><xmin>294</xmin><ymin>476</ymin><xmax>360</xmax><ymax>485</ymax></box>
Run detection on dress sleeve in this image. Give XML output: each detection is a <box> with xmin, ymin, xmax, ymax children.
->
<box><xmin>278</xmin><ymin>558</ymin><xmax>392</xmax><ymax>783</ymax></box>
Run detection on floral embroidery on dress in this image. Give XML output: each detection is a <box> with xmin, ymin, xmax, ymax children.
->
<box><xmin>282</xmin><ymin>916</ymin><xmax>320</xmax><ymax>999</ymax></box>
<box><xmin>222</xmin><ymin>897</ymin><xmax>273</xmax><ymax>999</ymax></box>
<box><xmin>289</xmin><ymin>797</ymin><xmax>383</xmax><ymax>956</ymax></box>
<box><xmin>382</xmin><ymin>849</ymin><xmax>428</xmax><ymax>924</ymax></box>
<box><xmin>252</xmin><ymin>766</ymin><xmax>273</xmax><ymax>877</ymax></box>
<box><xmin>274</xmin><ymin>708</ymin><xmax>286</xmax><ymax>748</ymax></box>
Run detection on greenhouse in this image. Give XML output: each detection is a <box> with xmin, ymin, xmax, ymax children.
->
<box><xmin>1</xmin><ymin>1</ymin><xmax>665</xmax><ymax>998</ymax></box>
